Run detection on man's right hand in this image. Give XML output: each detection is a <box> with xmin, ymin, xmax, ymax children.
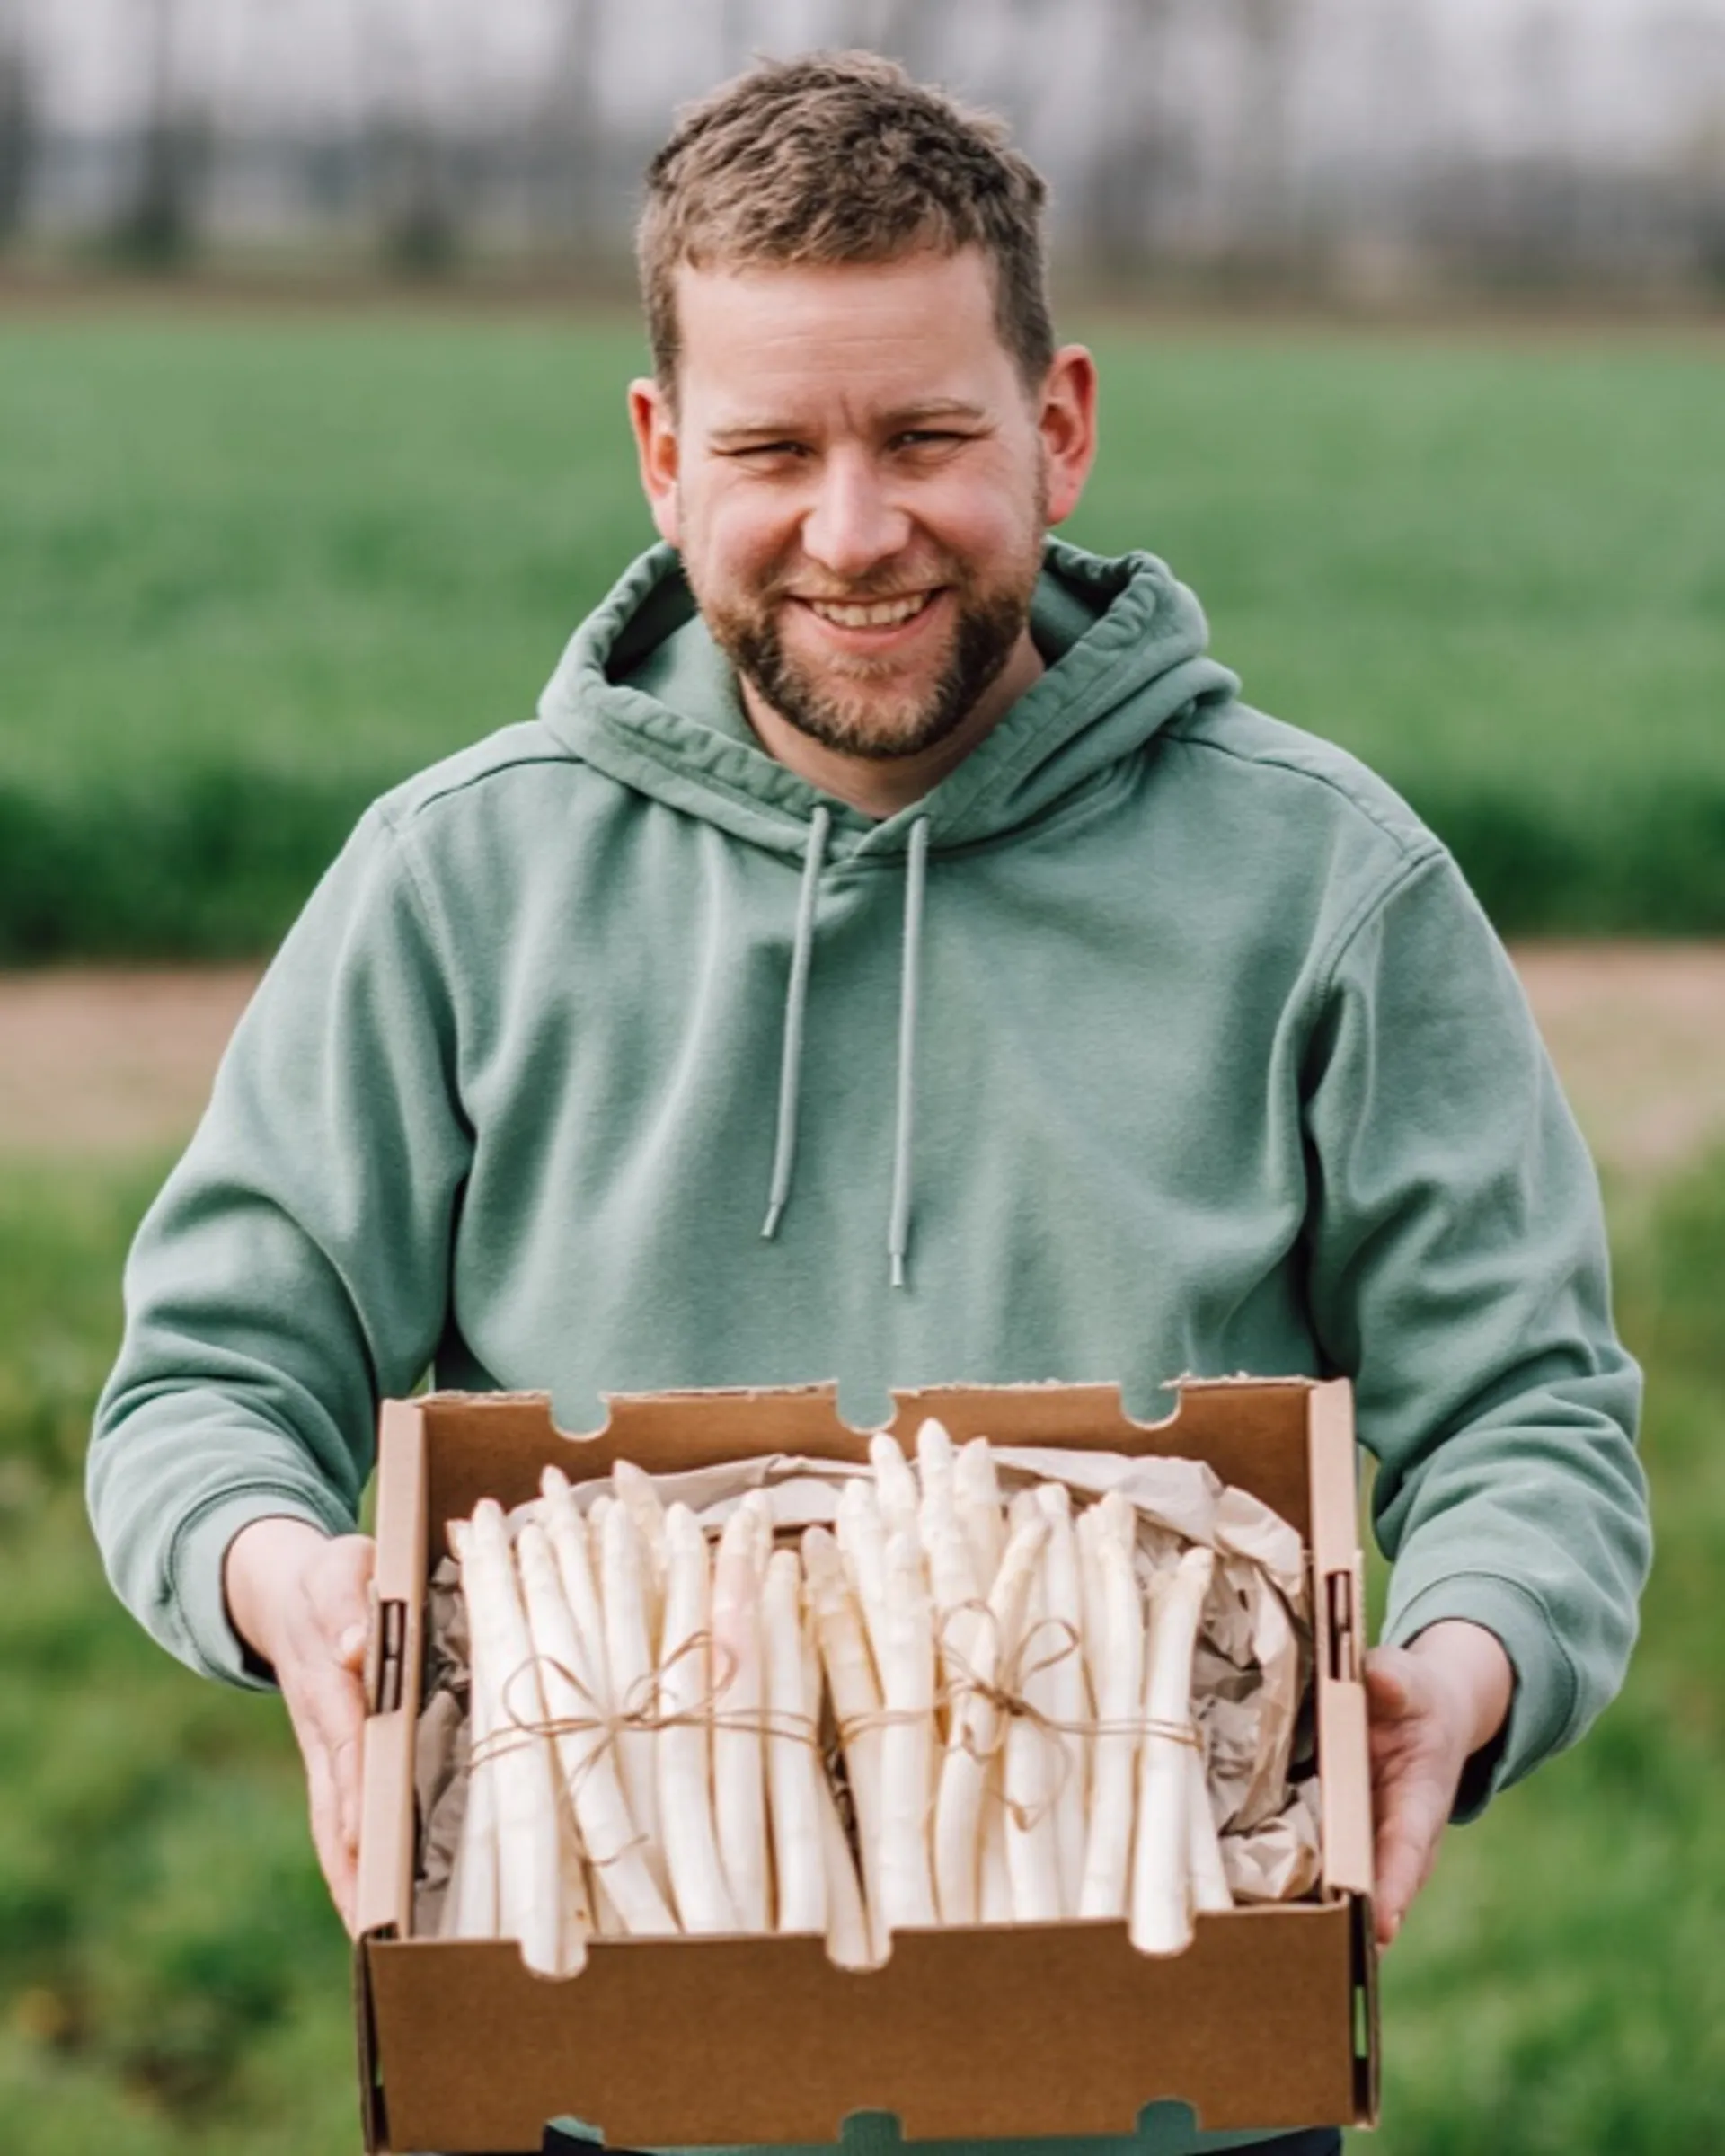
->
<box><xmin>223</xmin><ymin>1516</ymin><xmax>376</xmax><ymax>1931</ymax></box>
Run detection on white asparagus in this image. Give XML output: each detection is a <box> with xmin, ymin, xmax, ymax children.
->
<box><xmin>922</xmin><ymin>1484</ymin><xmax>982</xmax><ymax>1748</ymax></box>
<box><xmin>1004</xmin><ymin>1562</ymin><xmax>1064</xmax><ymax>1922</ymax></box>
<box><xmin>541</xmin><ymin>1468</ymin><xmax>612</xmax><ymax>1710</ymax></box>
<box><xmin>739</xmin><ymin>1488</ymin><xmax>776</xmax><ymax>1577</ymax></box>
<box><xmin>933</xmin><ymin>1507</ymin><xmax>1047</xmax><ymax>1924</ymax></box>
<box><xmin>1187</xmin><ymin>1745</ymin><xmax>1234</xmax><ymax>1914</ymax></box>
<box><xmin>876</xmin><ymin>1527</ymin><xmax>939</xmax><ymax>1930</ymax></box>
<box><xmin>656</xmin><ymin>1505</ymin><xmax>739</xmax><ymax>1934</ymax></box>
<box><xmin>612</xmin><ymin>1459</ymin><xmax>668</xmax><ymax>1639</ymax></box>
<box><xmin>1130</xmin><ymin>1543</ymin><xmax>1216</xmax><ymax>1956</ymax></box>
<box><xmin>1033</xmin><ymin>1481</ymin><xmax>1090</xmax><ymax>1916</ymax></box>
<box><xmin>445</xmin><ymin>1647</ymin><xmax>500</xmax><ymax>1939</ymax></box>
<box><xmin>978</xmin><ymin>1761</ymin><xmax>1013</xmax><ymax>1922</ymax></box>
<box><xmin>802</xmin><ymin>1526</ymin><xmax>891</xmax><ymax>1963</ymax></box>
<box><xmin>711</xmin><ymin>1507</ymin><xmax>772</xmax><ymax>1931</ymax></box>
<box><xmin>599</xmin><ymin>1498</ymin><xmax>665</xmax><ymax>1880</ymax></box>
<box><xmin>870</xmin><ymin>1431</ymin><xmax>923</xmax><ymax>1549</ymax></box>
<box><xmin>587</xmin><ymin>1863</ymin><xmax>624</xmax><ymax>1937</ymax></box>
<box><xmin>516</xmin><ymin>1519</ymin><xmax>677</xmax><ymax>1936</ymax></box>
<box><xmin>914</xmin><ymin>1416</ymin><xmax>957</xmax><ymax>1515</ymax></box>
<box><xmin>1078</xmin><ymin>1526</ymin><xmax>1146</xmax><ymax>1918</ymax></box>
<box><xmin>1074</xmin><ymin>1503</ymin><xmax>1112</xmax><ymax>1719</ymax></box>
<box><xmin>835</xmin><ymin>1477</ymin><xmax>891</xmax><ymax>1682</ymax></box>
<box><xmin>954</xmin><ymin>1437</ymin><xmax>1006</xmax><ymax>1594</ymax></box>
<box><xmin>816</xmin><ymin>1759</ymin><xmax>875</xmax><ymax>1968</ymax></box>
<box><xmin>763</xmin><ymin>1549</ymin><xmax>827</xmax><ymax>1933</ymax></box>
<box><xmin>453</xmin><ymin>1505</ymin><xmax>572</xmax><ymax>1975</ymax></box>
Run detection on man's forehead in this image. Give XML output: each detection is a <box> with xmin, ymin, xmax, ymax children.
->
<box><xmin>668</xmin><ymin>250</ymin><xmax>1017</xmax><ymax>420</ymax></box>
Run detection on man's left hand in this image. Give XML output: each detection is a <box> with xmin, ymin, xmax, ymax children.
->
<box><xmin>1363</xmin><ymin>1619</ymin><xmax>1514</xmax><ymax>1948</ymax></box>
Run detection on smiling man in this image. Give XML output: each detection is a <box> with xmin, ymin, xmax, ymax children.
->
<box><xmin>629</xmin><ymin>243</ymin><xmax>1089</xmax><ymax>812</ymax></box>
<box><xmin>90</xmin><ymin>51</ymin><xmax>1647</xmax><ymax>2156</ymax></box>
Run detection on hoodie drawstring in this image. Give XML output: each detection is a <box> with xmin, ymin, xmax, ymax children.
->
<box><xmin>760</xmin><ymin>809</ymin><xmax>931</xmax><ymax>1288</ymax></box>
<box><xmin>888</xmin><ymin>817</ymin><xmax>930</xmax><ymax>1288</ymax></box>
<box><xmin>761</xmin><ymin>805</ymin><xmax>831</xmax><ymax>1242</ymax></box>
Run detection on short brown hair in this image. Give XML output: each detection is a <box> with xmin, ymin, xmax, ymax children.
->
<box><xmin>638</xmin><ymin>51</ymin><xmax>1055</xmax><ymax>394</ymax></box>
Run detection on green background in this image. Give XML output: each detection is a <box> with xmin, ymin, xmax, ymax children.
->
<box><xmin>2</xmin><ymin>319</ymin><xmax>1723</xmax><ymax>959</ymax></box>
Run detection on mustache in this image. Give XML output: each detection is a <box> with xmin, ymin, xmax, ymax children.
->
<box><xmin>766</xmin><ymin>568</ymin><xmax>960</xmax><ymax>605</ymax></box>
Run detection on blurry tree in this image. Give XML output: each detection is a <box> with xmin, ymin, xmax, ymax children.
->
<box><xmin>1651</xmin><ymin>5</ymin><xmax>1725</xmax><ymax>285</ymax></box>
<box><xmin>0</xmin><ymin>14</ymin><xmax>36</xmax><ymax>250</ymax></box>
<box><xmin>1084</xmin><ymin>0</ymin><xmax>1181</xmax><ymax>277</ymax></box>
<box><xmin>530</xmin><ymin>0</ymin><xmax>604</xmax><ymax>260</ymax></box>
<box><xmin>1227</xmin><ymin>0</ymin><xmax>1302</xmax><ymax>280</ymax></box>
<box><xmin>356</xmin><ymin>5</ymin><xmax>461</xmax><ymax>277</ymax></box>
<box><xmin>111</xmin><ymin>0</ymin><xmax>209</xmax><ymax>269</ymax></box>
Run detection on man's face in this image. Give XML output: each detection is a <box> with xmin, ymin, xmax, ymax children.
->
<box><xmin>630</xmin><ymin>250</ymin><xmax>1095</xmax><ymax>761</ymax></box>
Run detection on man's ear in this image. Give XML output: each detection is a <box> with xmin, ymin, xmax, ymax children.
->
<box><xmin>628</xmin><ymin>376</ymin><xmax>681</xmax><ymax>548</ymax></box>
<box><xmin>1038</xmin><ymin>345</ymin><xmax>1099</xmax><ymax>528</ymax></box>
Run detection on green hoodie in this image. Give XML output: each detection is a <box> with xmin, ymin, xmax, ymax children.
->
<box><xmin>91</xmin><ymin>540</ymin><xmax>1646</xmax><ymax>2153</ymax></box>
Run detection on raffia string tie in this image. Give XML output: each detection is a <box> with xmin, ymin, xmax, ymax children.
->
<box><xmin>833</xmin><ymin>1604</ymin><xmax>1199</xmax><ymax>1835</ymax></box>
<box><xmin>472</xmin><ymin>1631</ymin><xmax>824</xmax><ymax>1870</ymax></box>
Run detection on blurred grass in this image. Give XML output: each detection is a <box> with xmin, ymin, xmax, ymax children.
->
<box><xmin>1</xmin><ymin>317</ymin><xmax>1722</xmax><ymax>956</ymax></box>
<box><xmin>0</xmin><ymin>1147</ymin><xmax>1720</xmax><ymax>2150</ymax></box>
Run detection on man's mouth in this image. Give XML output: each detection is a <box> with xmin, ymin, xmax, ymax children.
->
<box><xmin>798</xmin><ymin>590</ymin><xmax>938</xmax><ymax>630</ymax></box>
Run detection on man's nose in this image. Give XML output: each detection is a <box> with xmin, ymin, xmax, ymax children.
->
<box><xmin>800</xmin><ymin>453</ymin><xmax>912</xmax><ymax>579</ymax></box>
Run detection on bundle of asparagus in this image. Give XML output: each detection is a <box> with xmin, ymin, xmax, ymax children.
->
<box><xmin>438</xmin><ymin>1423</ymin><xmax>1298</xmax><ymax>1976</ymax></box>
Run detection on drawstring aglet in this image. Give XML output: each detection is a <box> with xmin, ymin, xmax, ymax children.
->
<box><xmin>762</xmin><ymin>1201</ymin><xmax>785</xmax><ymax>1241</ymax></box>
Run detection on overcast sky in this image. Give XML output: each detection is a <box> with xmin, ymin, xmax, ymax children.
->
<box><xmin>12</xmin><ymin>0</ymin><xmax>1725</xmax><ymax>171</ymax></box>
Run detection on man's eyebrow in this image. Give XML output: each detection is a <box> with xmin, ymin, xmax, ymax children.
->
<box><xmin>706</xmin><ymin>399</ymin><xmax>992</xmax><ymax>445</ymax></box>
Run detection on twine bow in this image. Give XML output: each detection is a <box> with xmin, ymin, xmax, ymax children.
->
<box><xmin>470</xmin><ymin>1631</ymin><xmax>823</xmax><ymax>1870</ymax></box>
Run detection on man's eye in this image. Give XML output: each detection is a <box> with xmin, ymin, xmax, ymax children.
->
<box><xmin>728</xmin><ymin>442</ymin><xmax>808</xmax><ymax>462</ymax></box>
<box><xmin>894</xmin><ymin>429</ymin><xmax>966</xmax><ymax>449</ymax></box>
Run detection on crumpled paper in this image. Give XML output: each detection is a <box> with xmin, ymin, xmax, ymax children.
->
<box><xmin>412</xmin><ymin>1446</ymin><xmax>1322</xmax><ymax>1936</ymax></box>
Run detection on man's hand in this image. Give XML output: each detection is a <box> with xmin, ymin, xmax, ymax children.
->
<box><xmin>1364</xmin><ymin>1619</ymin><xmax>1514</xmax><ymax>1949</ymax></box>
<box><xmin>224</xmin><ymin>1516</ymin><xmax>376</xmax><ymax>1931</ymax></box>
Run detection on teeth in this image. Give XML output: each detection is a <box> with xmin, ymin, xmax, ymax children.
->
<box><xmin>806</xmin><ymin>593</ymin><xmax>931</xmax><ymax>629</ymax></box>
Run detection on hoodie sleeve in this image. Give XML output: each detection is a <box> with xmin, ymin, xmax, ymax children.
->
<box><xmin>1302</xmin><ymin>847</ymin><xmax>1649</xmax><ymax>1815</ymax></box>
<box><xmin>88</xmin><ymin>806</ymin><xmax>473</xmax><ymax>1689</ymax></box>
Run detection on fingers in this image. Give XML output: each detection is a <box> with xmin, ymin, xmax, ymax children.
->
<box><xmin>1373</xmin><ymin>1767</ymin><xmax>1449</xmax><ymax>1947</ymax></box>
<box><xmin>306</xmin><ymin>1738</ymin><xmax>358</xmax><ymax>1933</ymax></box>
<box><xmin>273</xmin><ymin>1534</ymin><xmax>377</xmax><ymax>1928</ymax></box>
<box><xmin>308</xmin><ymin>1533</ymin><xmax>377</xmax><ymax>1665</ymax></box>
<box><xmin>304</xmin><ymin>1535</ymin><xmax>377</xmax><ymax>1849</ymax></box>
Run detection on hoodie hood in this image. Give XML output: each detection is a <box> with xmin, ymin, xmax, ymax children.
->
<box><xmin>536</xmin><ymin>536</ymin><xmax>1240</xmax><ymax>858</ymax></box>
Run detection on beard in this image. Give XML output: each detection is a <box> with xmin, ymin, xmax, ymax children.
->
<box><xmin>695</xmin><ymin>545</ymin><xmax>1043</xmax><ymax>764</ymax></box>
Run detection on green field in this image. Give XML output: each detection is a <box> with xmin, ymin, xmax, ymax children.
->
<box><xmin>2</xmin><ymin>314</ymin><xmax>1723</xmax><ymax>957</ymax></box>
<box><xmin>1</xmin><ymin>1144</ymin><xmax>1720</xmax><ymax>2153</ymax></box>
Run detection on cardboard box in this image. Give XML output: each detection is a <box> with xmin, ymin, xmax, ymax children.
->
<box><xmin>355</xmin><ymin>1377</ymin><xmax>1378</xmax><ymax>2156</ymax></box>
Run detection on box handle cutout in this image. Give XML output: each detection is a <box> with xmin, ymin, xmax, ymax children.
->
<box><xmin>366</xmin><ymin>1598</ymin><xmax>407</xmax><ymax>1717</ymax></box>
<box><xmin>1324</xmin><ymin>1569</ymin><xmax>1358</xmax><ymax>1684</ymax></box>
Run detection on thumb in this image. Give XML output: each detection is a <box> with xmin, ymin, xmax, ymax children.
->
<box><xmin>311</xmin><ymin>1534</ymin><xmax>377</xmax><ymax>1667</ymax></box>
<box><xmin>1364</xmin><ymin>1646</ymin><xmax>1418</xmax><ymax>1721</ymax></box>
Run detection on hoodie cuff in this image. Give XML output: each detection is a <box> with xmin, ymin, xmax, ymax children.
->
<box><xmin>169</xmin><ymin>1486</ymin><xmax>351</xmax><ymax>1692</ymax></box>
<box><xmin>1383</xmin><ymin>1571</ymin><xmax>1577</xmax><ymax>1823</ymax></box>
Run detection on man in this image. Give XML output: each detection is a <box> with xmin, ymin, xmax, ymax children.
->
<box><xmin>90</xmin><ymin>51</ymin><xmax>1648</xmax><ymax>2156</ymax></box>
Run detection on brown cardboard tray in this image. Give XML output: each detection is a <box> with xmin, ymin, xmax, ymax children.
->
<box><xmin>354</xmin><ymin>1377</ymin><xmax>1378</xmax><ymax>2155</ymax></box>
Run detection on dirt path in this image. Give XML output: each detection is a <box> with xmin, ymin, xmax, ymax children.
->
<box><xmin>2</xmin><ymin>946</ymin><xmax>1721</xmax><ymax>1178</ymax></box>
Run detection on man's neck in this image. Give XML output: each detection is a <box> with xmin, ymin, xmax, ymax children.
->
<box><xmin>738</xmin><ymin>629</ymin><xmax>1045</xmax><ymax>820</ymax></box>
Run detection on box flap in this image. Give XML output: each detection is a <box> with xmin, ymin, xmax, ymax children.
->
<box><xmin>1308</xmin><ymin>1381</ymin><xmax>1374</xmax><ymax>1899</ymax></box>
<box><xmin>368</xmin><ymin>1910</ymin><xmax>1363</xmax><ymax>2152</ymax></box>
<box><xmin>356</xmin><ymin>1399</ymin><xmax>425</xmax><ymax>1944</ymax></box>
